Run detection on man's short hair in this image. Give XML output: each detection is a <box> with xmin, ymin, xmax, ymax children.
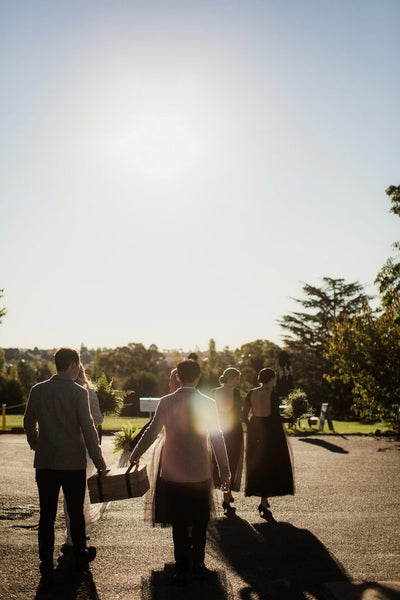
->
<box><xmin>54</xmin><ymin>347</ymin><xmax>80</xmax><ymax>372</ymax></box>
<box><xmin>177</xmin><ymin>359</ymin><xmax>201</xmax><ymax>384</ymax></box>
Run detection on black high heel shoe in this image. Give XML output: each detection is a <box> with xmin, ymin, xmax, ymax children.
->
<box><xmin>258</xmin><ymin>504</ymin><xmax>276</xmax><ymax>522</ymax></box>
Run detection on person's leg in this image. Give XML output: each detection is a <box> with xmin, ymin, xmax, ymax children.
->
<box><xmin>172</xmin><ymin>521</ymin><xmax>190</xmax><ymax>575</ymax></box>
<box><xmin>35</xmin><ymin>469</ymin><xmax>61</xmax><ymax>574</ymax></box>
<box><xmin>63</xmin><ymin>494</ymin><xmax>73</xmax><ymax>547</ymax></box>
<box><xmin>61</xmin><ymin>470</ymin><xmax>87</xmax><ymax>561</ymax></box>
<box><xmin>64</xmin><ymin>455</ymin><xmax>95</xmax><ymax>546</ymax></box>
<box><xmin>191</xmin><ymin>519</ymin><xmax>208</xmax><ymax>567</ymax></box>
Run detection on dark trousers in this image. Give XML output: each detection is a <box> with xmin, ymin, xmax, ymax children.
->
<box><xmin>172</xmin><ymin>519</ymin><xmax>208</xmax><ymax>573</ymax></box>
<box><xmin>35</xmin><ymin>468</ymin><xmax>86</xmax><ymax>567</ymax></box>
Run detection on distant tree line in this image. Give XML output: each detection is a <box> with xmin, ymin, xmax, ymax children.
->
<box><xmin>1</xmin><ymin>187</ymin><xmax>399</xmax><ymax>424</ymax></box>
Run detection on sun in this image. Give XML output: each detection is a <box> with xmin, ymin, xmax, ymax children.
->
<box><xmin>107</xmin><ymin>98</ymin><xmax>210</xmax><ymax>180</ymax></box>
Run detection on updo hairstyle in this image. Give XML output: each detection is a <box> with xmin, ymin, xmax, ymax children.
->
<box><xmin>257</xmin><ymin>367</ymin><xmax>276</xmax><ymax>385</ymax></box>
<box><xmin>219</xmin><ymin>367</ymin><xmax>241</xmax><ymax>385</ymax></box>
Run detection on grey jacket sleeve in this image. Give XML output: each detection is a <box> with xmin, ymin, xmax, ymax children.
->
<box><xmin>23</xmin><ymin>387</ymin><xmax>38</xmax><ymax>450</ymax></box>
<box><xmin>77</xmin><ymin>389</ymin><xmax>106</xmax><ymax>471</ymax></box>
<box><xmin>130</xmin><ymin>400</ymin><xmax>165</xmax><ymax>462</ymax></box>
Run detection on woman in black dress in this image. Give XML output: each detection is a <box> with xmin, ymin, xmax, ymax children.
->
<box><xmin>242</xmin><ymin>367</ymin><xmax>294</xmax><ymax>521</ymax></box>
<box><xmin>212</xmin><ymin>368</ymin><xmax>244</xmax><ymax>515</ymax></box>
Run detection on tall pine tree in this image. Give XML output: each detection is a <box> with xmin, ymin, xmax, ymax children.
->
<box><xmin>278</xmin><ymin>277</ymin><xmax>370</xmax><ymax>415</ymax></box>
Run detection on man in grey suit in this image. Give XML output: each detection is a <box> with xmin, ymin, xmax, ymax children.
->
<box><xmin>24</xmin><ymin>347</ymin><xmax>107</xmax><ymax>580</ymax></box>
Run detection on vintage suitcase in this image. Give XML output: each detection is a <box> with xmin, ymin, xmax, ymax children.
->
<box><xmin>88</xmin><ymin>463</ymin><xmax>149</xmax><ymax>504</ymax></box>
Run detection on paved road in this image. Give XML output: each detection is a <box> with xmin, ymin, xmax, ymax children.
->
<box><xmin>1</xmin><ymin>434</ymin><xmax>399</xmax><ymax>599</ymax></box>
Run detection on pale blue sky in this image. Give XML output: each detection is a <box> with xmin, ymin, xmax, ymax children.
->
<box><xmin>1</xmin><ymin>0</ymin><xmax>399</xmax><ymax>352</ymax></box>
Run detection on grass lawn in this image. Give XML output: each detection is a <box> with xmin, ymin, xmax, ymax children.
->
<box><xmin>1</xmin><ymin>414</ymin><xmax>149</xmax><ymax>432</ymax></box>
<box><xmin>286</xmin><ymin>419</ymin><xmax>395</xmax><ymax>435</ymax></box>
<box><xmin>2</xmin><ymin>414</ymin><xmax>396</xmax><ymax>436</ymax></box>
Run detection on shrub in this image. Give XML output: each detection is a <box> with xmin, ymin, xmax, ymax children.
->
<box><xmin>0</xmin><ymin>377</ymin><xmax>25</xmax><ymax>413</ymax></box>
<box><xmin>113</xmin><ymin>424</ymin><xmax>139</xmax><ymax>453</ymax></box>
<box><xmin>94</xmin><ymin>373</ymin><xmax>127</xmax><ymax>416</ymax></box>
<box><xmin>284</xmin><ymin>388</ymin><xmax>312</xmax><ymax>420</ymax></box>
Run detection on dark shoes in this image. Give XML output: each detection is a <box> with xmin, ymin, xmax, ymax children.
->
<box><xmin>193</xmin><ymin>562</ymin><xmax>211</xmax><ymax>581</ymax></box>
<box><xmin>222</xmin><ymin>501</ymin><xmax>236</xmax><ymax>516</ymax></box>
<box><xmin>172</xmin><ymin>562</ymin><xmax>212</xmax><ymax>586</ymax></box>
<box><xmin>76</xmin><ymin>546</ymin><xmax>97</xmax><ymax>571</ymax></box>
<box><xmin>258</xmin><ymin>504</ymin><xmax>276</xmax><ymax>522</ymax></box>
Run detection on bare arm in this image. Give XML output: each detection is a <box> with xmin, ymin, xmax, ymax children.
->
<box><xmin>241</xmin><ymin>390</ymin><xmax>252</xmax><ymax>425</ymax></box>
<box><xmin>129</xmin><ymin>400</ymin><xmax>165</xmax><ymax>463</ymax></box>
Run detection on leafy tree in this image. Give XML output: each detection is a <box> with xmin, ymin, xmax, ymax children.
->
<box><xmin>0</xmin><ymin>378</ymin><xmax>25</xmax><ymax>413</ymax></box>
<box><xmin>278</xmin><ymin>277</ymin><xmax>370</xmax><ymax>415</ymax></box>
<box><xmin>79</xmin><ymin>343</ymin><xmax>96</xmax><ymax>366</ymax></box>
<box><xmin>201</xmin><ymin>338</ymin><xmax>222</xmax><ymax>391</ymax></box>
<box><xmin>234</xmin><ymin>339</ymin><xmax>281</xmax><ymax>390</ymax></box>
<box><xmin>0</xmin><ymin>348</ymin><xmax>5</xmax><ymax>373</ymax></box>
<box><xmin>17</xmin><ymin>360</ymin><xmax>37</xmax><ymax>397</ymax></box>
<box><xmin>8</xmin><ymin>364</ymin><xmax>19</xmax><ymax>381</ymax></box>
<box><xmin>37</xmin><ymin>362</ymin><xmax>54</xmax><ymax>382</ymax></box>
<box><xmin>0</xmin><ymin>289</ymin><xmax>6</xmax><ymax>325</ymax></box>
<box><xmin>122</xmin><ymin>371</ymin><xmax>158</xmax><ymax>398</ymax></box>
<box><xmin>92</xmin><ymin>343</ymin><xmax>166</xmax><ymax>393</ymax></box>
<box><xmin>4</xmin><ymin>348</ymin><xmax>21</xmax><ymax>361</ymax></box>
<box><xmin>375</xmin><ymin>185</ymin><xmax>400</xmax><ymax>308</ymax></box>
<box><xmin>218</xmin><ymin>346</ymin><xmax>236</xmax><ymax>370</ymax></box>
<box><xmin>325</xmin><ymin>298</ymin><xmax>400</xmax><ymax>423</ymax></box>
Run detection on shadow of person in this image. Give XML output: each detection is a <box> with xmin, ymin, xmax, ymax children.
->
<box><xmin>326</xmin><ymin>581</ymin><xmax>400</xmax><ymax>600</ymax></box>
<box><xmin>141</xmin><ymin>562</ymin><xmax>230</xmax><ymax>600</ymax></box>
<box><xmin>208</xmin><ymin>513</ymin><xmax>349</xmax><ymax>599</ymax></box>
<box><xmin>34</xmin><ymin>554</ymin><xmax>100</xmax><ymax>600</ymax></box>
<box><xmin>298</xmin><ymin>437</ymin><xmax>349</xmax><ymax>453</ymax></box>
<box><xmin>254</xmin><ymin>521</ymin><xmax>348</xmax><ymax>594</ymax></box>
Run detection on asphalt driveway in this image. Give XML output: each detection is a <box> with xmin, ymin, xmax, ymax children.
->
<box><xmin>1</xmin><ymin>433</ymin><xmax>399</xmax><ymax>600</ymax></box>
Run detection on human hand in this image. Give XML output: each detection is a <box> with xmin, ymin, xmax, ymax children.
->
<box><xmin>221</xmin><ymin>477</ymin><xmax>231</xmax><ymax>493</ymax></box>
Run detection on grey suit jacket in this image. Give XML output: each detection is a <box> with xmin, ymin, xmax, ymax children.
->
<box><xmin>24</xmin><ymin>374</ymin><xmax>106</xmax><ymax>471</ymax></box>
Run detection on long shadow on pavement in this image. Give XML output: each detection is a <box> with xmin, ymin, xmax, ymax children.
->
<box><xmin>34</xmin><ymin>555</ymin><xmax>100</xmax><ymax>600</ymax></box>
<box><xmin>208</xmin><ymin>513</ymin><xmax>349</xmax><ymax>599</ymax></box>
<box><xmin>142</xmin><ymin>562</ymin><xmax>230</xmax><ymax>600</ymax></box>
<box><xmin>298</xmin><ymin>437</ymin><xmax>349</xmax><ymax>453</ymax></box>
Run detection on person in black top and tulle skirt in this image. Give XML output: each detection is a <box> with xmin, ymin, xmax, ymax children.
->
<box><xmin>242</xmin><ymin>367</ymin><xmax>294</xmax><ymax>521</ymax></box>
<box><xmin>212</xmin><ymin>368</ymin><xmax>244</xmax><ymax>515</ymax></box>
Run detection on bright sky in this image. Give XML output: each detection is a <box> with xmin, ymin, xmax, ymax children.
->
<box><xmin>1</xmin><ymin>0</ymin><xmax>399</xmax><ymax>352</ymax></box>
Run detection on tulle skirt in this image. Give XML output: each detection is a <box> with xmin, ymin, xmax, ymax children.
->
<box><xmin>119</xmin><ymin>432</ymin><xmax>218</xmax><ymax>527</ymax></box>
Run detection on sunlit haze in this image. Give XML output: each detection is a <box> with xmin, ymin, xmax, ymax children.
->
<box><xmin>1</xmin><ymin>1</ymin><xmax>399</xmax><ymax>352</ymax></box>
